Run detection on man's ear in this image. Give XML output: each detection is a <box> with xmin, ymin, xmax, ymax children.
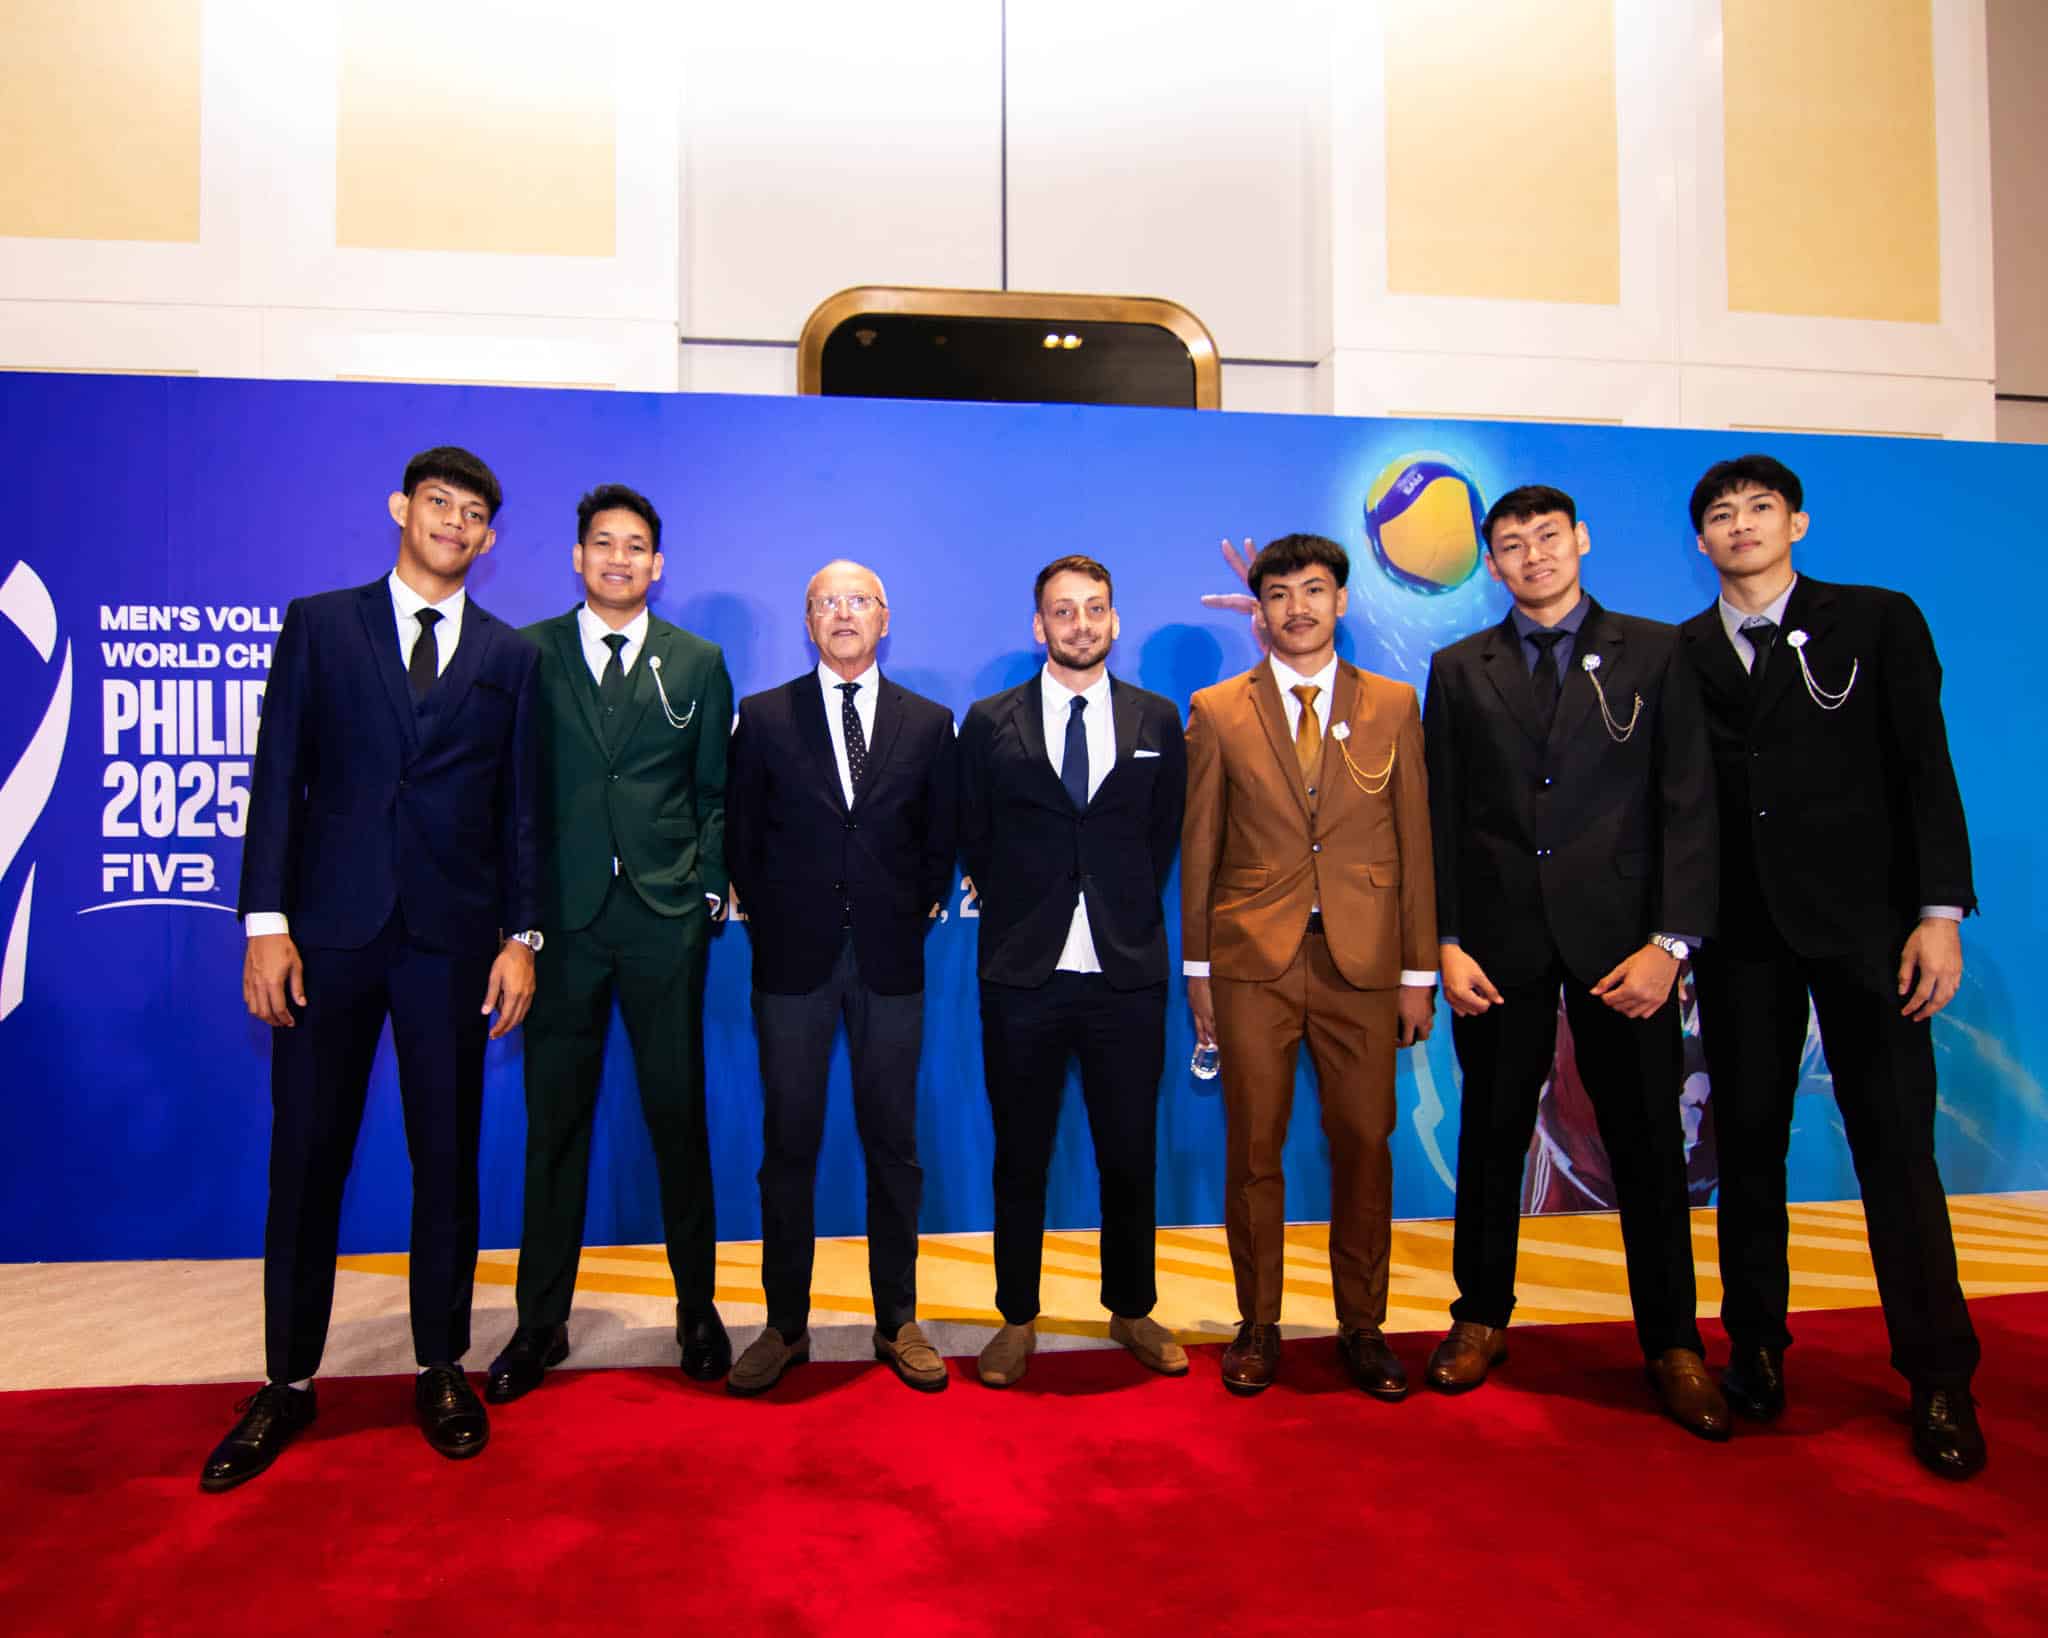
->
<box><xmin>1334</xmin><ymin>586</ymin><xmax>1350</xmax><ymax>618</ymax></box>
<box><xmin>1109</xmin><ymin>610</ymin><xmax>1122</xmax><ymax>641</ymax></box>
<box><xmin>1032</xmin><ymin>610</ymin><xmax>1048</xmax><ymax>647</ymax></box>
<box><xmin>649</xmin><ymin>549</ymin><xmax>664</xmax><ymax>584</ymax></box>
<box><xmin>1789</xmin><ymin>511</ymin><xmax>1810</xmax><ymax>544</ymax></box>
<box><xmin>1573</xmin><ymin>521</ymin><xmax>1592</xmax><ymax>557</ymax></box>
<box><xmin>388</xmin><ymin>491</ymin><xmax>409</xmax><ymax>527</ymax></box>
<box><xmin>476</xmin><ymin>528</ymin><xmax>497</xmax><ymax>557</ymax></box>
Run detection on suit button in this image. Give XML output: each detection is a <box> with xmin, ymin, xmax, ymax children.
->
<box><xmin>844</xmin><ymin>818</ymin><xmax>856</xmax><ymax>830</ymax></box>
<box><xmin>834</xmin><ymin>881</ymin><xmax>844</xmax><ymax>893</ymax></box>
<box><xmin>1542</xmin><ymin>777</ymin><xmax>1553</xmax><ymax>787</ymax></box>
<box><xmin>1306</xmin><ymin>785</ymin><xmax>1316</xmax><ymax>796</ymax></box>
<box><xmin>1537</xmin><ymin>848</ymin><xmax>1551</xmax><ymax>858</ymax></box>
<box><xmin>1757</xmin><ymin>809</ymin><xmax>1767</xmax><ymax>819</ymax></box>
<box><xmin>609</xmin><ymin>773</ymin><xmax>619</xmax><ymax>782</ymax></box>
<box><xmin>1311</xmin><ymin>843</ymin><xmax>1322</xmax><ymax>854</ymax></box>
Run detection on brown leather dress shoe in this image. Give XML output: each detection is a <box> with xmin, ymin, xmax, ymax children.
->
<box><xmin>1337</xmin><ymin>1328</ymin><xmax>1409</xmax><ymax>1401</ymax></box>
<box><xmin>1220</xmin><ymin>1321</ymin><xmax>1280</xmax><ymax>1396</ymax></box>
<box><xmin>1427</xmin><ymin>1321</ymin><xmax>1508</xmax><ymax>1394</ymax></box>
<box><xmin>1646</xmin><ymin>1348</ymin><xmax>1733</xmax><ymax>1442</ymax></box>
<box><xmin>874</xmin><ymin>1321</ymin><xmax>949</xmax><ymax>1393</ymax></box>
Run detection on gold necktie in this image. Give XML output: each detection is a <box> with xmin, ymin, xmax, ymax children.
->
<box><xmin>1291</xmin><ymin>683</ymin><xmax>1322</xmax><ymax>780</ymax></box>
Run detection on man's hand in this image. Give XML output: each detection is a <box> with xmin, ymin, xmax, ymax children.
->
<box><xmin>1590</xmin><ymin>943</ymin><xmax>1680</xmax><ymax>1018</ymax></box>
<box><xmin>1898</xmin><ymin>917</ymin><xmax>1964</xmax><ymax>1021</ymax></box>
<box><xmin>1397</xmin><ymin>984</ymin><xmax>1436</xmax><ymax>1047</ymax></box>
<box><xmin>1187</xmin><ymin>975</ymin><xmax>1218</xmax><ymax>1049</ymax></box>
<box><xmin>1439</xmin><ymin>943</ymin><xmax>1503</xmax><ymax>1017</ymax></box>
<box><xmin>1199</xmin><ymin>538</ymin><xmax>1270</xmax><ymax>651</ymax></box>
<box><xmin>482</xmin><ymin>941</ymin><xmax>537</xmax><ymax>1040</ymax></box>
<box><xmin>243</xmin><ymin>933</ymin><xmax>306</xmax><ymax>1027</ymax></box>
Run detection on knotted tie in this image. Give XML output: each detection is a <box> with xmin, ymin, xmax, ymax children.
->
<box><xmin>1290</xmin><ymin>683</ymin><xmax>1322</xmax><ymax>780</ymax></box>
<box><xmin>1528</xmin><ymin>628</ymin><xmax>1567</xmax><ymax>733</ymax></box>
<box><xmin>839</xmin><ymin>681</ymin><xmax>868</xmax><ymax>793</ymax></box>
<box><xmin>1741</xmin><ymin>616</ymin><xmax>1779</xmax><ymax>682</ymax></box>
<box><xmin>408</xmin><ymin>607</ymin><xmax>443</xmax><ymax>701</ymax></box>
<box><xmin>599</xmin><ymin>632</ymin><xmax>628</xmax><ymax>746</ymax></box>
<box><xmin>1061</xmin><ymin>695</ymin><xmax>1090</xmax><ymax>810</ymax></box>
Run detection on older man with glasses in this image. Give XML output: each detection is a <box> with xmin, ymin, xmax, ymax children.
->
<box><xmin>724</xmin><ymin>560</ymin><xmax>960</xmax><ymax>1395</ymax></box>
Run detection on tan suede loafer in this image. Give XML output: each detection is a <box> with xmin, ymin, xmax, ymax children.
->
<box><xmin>727</xmin><ymin>1326</ymin><xmax>808</xmax><ymax>1398</ymax></box>
<box><xmin>875</xmin><ymin>1321</ymin><xmax>949</xmax><ymax>1393</ymax></box>
<box><xmin>1109</xmin><ymin>1313</ymin><xmax>1190</xmax><ymax>1377</ymax></box>
<box><xmin>977</xmin><ymin>1322</ymin><xmax>1037</xmax><ymax>1387</ymax></box>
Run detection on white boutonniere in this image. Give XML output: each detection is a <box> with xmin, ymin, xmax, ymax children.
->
<box><xmin>1331</xmin><ymin>721</ymin><xmax>1351</xmax><ymax>742</ymax></box>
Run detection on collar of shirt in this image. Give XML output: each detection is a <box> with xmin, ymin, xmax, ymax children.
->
<box><xmin>577</xmin><ymin>603</ymin><xmax>649</xmax><ymax>683</ymax></box>
<box><xmin>387</xmin><ymin>568</ymin><xmax>465</xmax><ymax>664</ymax></box>
<box><xmin>1511</xmin><ymin>593</ymin><xmax>1588</xmax><ymax>670</ymax></box>
<box><xmin>1269</xmin><ymin>652</ymin><xmax>1338</xmax><ymax>732</ymax></box>
<box><xmin>1040</xmin><ymin>665</ymin><xmax>1110</xmax><ymax>718</ymax></box>
<box><xmin>1040</xmin><ymin>664</ymin><xmax>1114</xmax><ymax>792</ymax></box>
<box><xmin>1718</xmin><ymin>572</ymin><xmax>1799</xmax><ymax>651</ymax></box>
<box><xmin>816</xmin><ymin>659</ymin><xmax>879</xmax><ymax>708</ymax></box>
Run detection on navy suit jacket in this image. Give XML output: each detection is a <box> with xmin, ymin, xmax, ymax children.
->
<box><xmin>238</xmin><ymin>578</ymin><xmax>541</xmax><ymax>954</ymax></box>
<box><xmin>727</xmin><ymin>671</ymin><xmax>957</xmax><ymax>996</ymax></box>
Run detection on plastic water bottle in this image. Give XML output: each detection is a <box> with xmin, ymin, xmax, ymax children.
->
<box><xmin>1190</xmin><ymin>1042</ymin><xmax>1220</xmax><ymax>1081</ymax></box>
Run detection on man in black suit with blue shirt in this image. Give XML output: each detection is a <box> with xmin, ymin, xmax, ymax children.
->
<box><xmin>1680</xmin><ymin>453</ymin><xmax>1984</xmax><ymax>1480</ymax></box>
<box><xmin>725</xmin><ymin>560</ymin><xmax>959</xmax><ymax>1396</ymax></box>
<box><xmin>203</xmin><ymin>446</ymin><xmax>541</xmax><ymax>1491</ymax></box>
<box><xmin>958</xmin><ymin>556</ymin><xmax>1188</xmax><ymax>1388</ymax></box>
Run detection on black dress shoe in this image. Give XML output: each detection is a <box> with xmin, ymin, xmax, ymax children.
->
<box><xmin>1722</xmin><ymin>1344</ymin><xmax>1786</xmax><ymax>1422</ymax></box>
<box><xmin>678</xmin><ymin>1306</ymin><xmax>732</xmax><ymax>1382</ymax></box>
<box><xmin>415</xmin><ymin>1364</ymin><xmax>490</xmax><ymax>1460</ymax></box>
<box><xmin>1338</xmin><ymin>1328</ymin><xmax>1409</xmax><ymax>1402</ymax></box>
<box><xmin>199</xmin><ymin>1382</ymin><xmax>317</xmax><ymax>1493</ymax></box>
<box><xmin>485</xmin><ymin>1323</ymin><xmax>570</xmax><ymax>1404</ymax></box>
<box><xmin>1910</xmin><ymin>1387</ymin><xmax>1987</xmax><ymax>1481</ymax></box>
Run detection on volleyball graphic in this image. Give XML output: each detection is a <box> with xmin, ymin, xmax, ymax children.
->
<box><xmin>1362</xmin><ymin>453</ymin><xmax>1485</xmax><ymax>594</ymax></box>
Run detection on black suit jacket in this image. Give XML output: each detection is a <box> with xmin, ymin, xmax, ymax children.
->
<box><xmin>1679</xmin><ymin>576</ymin><xmax>1974</xmax><ymax>977</ymax></box>
<box><xmin>1424</xmin><ymin>598</ymin><xmax>1716</xmax><ymax>987</ymax></box>
<box><xmin>238</xmin><ymin>578</ymin><xmax>541</xmax><ymax>953</ymax></box>
<box><xmin>958</xmin><ymin>673</ymin><xmax>1185</xmax><ymax>991</ymax></box>
<box><xmin>727</xmin><ymin>670</ymin><xmax>958</xmax><ymax>996</ymax></box>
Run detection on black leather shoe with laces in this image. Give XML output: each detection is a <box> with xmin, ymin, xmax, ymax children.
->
<box><xmin>415</xmin><ymin>1364</ymin><xmax>490</xmax><ymax>1460</ymax></box>
<box><xmin>199</xmin><ymin>1382</ymin><xmax>317</xmax><ymax>1493</ymax></box>
<box><xmin>1910</xmin><ymin>1387</ymin><xmax>1986</xmax><ymax>1481</ymax></box>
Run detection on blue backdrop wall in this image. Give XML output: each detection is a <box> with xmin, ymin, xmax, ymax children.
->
<box><xmin>1</xmin><ymin>373</ymin><xmax>2043</xmax><ymax>1262</ymax></box>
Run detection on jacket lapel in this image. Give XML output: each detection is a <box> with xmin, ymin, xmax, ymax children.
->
<box><xmin>1479</xmin><ymin>616</ymin><xmax>1547</xmax><ymax>747</ymax></box>
<box><xmin>1248</xmin><ymin>664</ymin><xmax>1311</xmax><ymax>820</ymax></box>
<box><xmin>613</xmin><ymin>619</ymin><xmax>662</xmax><ymax>752</ymax></box>
<box><xmin>1549</xmin><ymin>599</ymin><xmax>1614</xmax><ymax>749</ymax></box>
<box><xmin>856</xmin><ymin>677</ymin><xmax>907</xmax><ymax>808</ymax></box>
<box><xmin>794</xmin><ymin>673</ymin><xmax>849</xmax><ymax>813</ymax></box>
<box><xmin>421</xmin><ymin>602</ymin><xmax>491</xmax><ymax>749</ymax></box>
<box><xmin>357</xmin><ymin>580</ymin><xmax>420</xmax><ymax>753</ymax></box>
<box><xmin>1753</xmin><ymin>576</ymin><xmax>1830</xmax><ymax>728</ymax></box>
<box><xmin>1011</xmin><ymin>675</ymin><xmax>1073</xmax><ymax>810</ymax></box>
<box><xmin>551</xmin><ymin>611</ymin><xmax>604</xmax><ymax>753</ymax></box>
<box><xmin>1102</xmin><ymin>674</ymin><xmax>1144</xmax><ymax>802</ymax></box>
<box><xmin>1683</xmin><ymin>606</ymin><xmax>1750</xmax><ymax>716</ymax></box>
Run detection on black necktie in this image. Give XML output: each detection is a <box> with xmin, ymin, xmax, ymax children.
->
<box><xmin>1741</xmin><ymin>617</ymin><xmax>1779</xmax><ymax>682</ymax></box>
<box><xmin>839</xmin><ymin>682</ymin><xmax>868</xmax><ymax>795</ymax></box>
<box><xmin>1528</xmin><ymin>628</ymin><xmax>1567</xmax><ymax>732</ymax></box>
<box><xmin>1062</xmin><ymin>695</ymin><xmax>1090</xmax><ymax>810</ymax></box>
<box><xmin>409</xmin><ymin>608</ymin><xmax>443</xmax><ymax>701</ymax></box>
<box><xmin>599</xmin><ymin>632</ymin><xmax>628</xmax><ymax>745</ymax></box>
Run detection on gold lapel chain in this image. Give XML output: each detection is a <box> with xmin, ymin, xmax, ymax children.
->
<box><xmin>1579</xmin><ymin>654</ymin><xmax>1642</xmax><ymax>743</ymax></box>
<box><xmin>645</xmin><ymin>656</ymin><xmax>698</xmax><ymax>729</ymax></box>
<box><xmin>1330</xmin><ymin>724</ymin><xmax>1397</xmax><ymax>795</ymax></box>
<box><xmin>1784</xmin><ymin>630</ymin><xmax>1858</xmax><ymax>711</ymax></box>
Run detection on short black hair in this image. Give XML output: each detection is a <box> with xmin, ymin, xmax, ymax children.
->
<box><xmin>1246</xmin><ymin>533</ymin><xmax>1349</xmax><ymax>596</ymax></box>
<box><xmin>1482</xmin><ymin>484</ymin><xmax>1577</xmax><ymax>547</ymax></box>
<box><xmin>1689</xmin><ymin>454</ymin><xmax>1803</xmax><ymax>533</ymax></box>
<box><xmin>402</xmin><ymin>446</ymin><xmax>502</xmax><ymax>521</ymax></box>
<box><xmin>1034</xmin><ymin>554</ymin><xmax>1113</xmax><ymax>609</ymax></box>
<box><xmin>577</xmin><ymin>483</ymin><xmax>662</xmax><ymax>550</ymax></box>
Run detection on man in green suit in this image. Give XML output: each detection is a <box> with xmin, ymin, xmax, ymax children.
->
<box><xmin>485</xmin><ymin>483</ymin><xmax>735</xmax><ymax>1401</ymax></box>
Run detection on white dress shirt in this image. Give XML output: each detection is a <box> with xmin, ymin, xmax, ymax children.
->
<box><xmin>1717</xmin><ymin>572</ymin><xmax>1958</xmax><ymax>924</ymax></box>
<box><xmin>577</xmin><ymin>602</ymin><xmax>648</xmax><ymax>684</ymax></box>
<box><xmin>819</xmin><ymin>660</ymin><xmax>880</xmax><ymax>808</ymax></box>
<box><xmin>244</xmin><ymin>571</ymin><xmax>465</xmax><ymax>938</ymax></box>
<box><xmin>1184</xmin><ymin>654</ymin><xmax>1434</xmax><ymax>986</ymax></box>
<box><xmin>1041</xmin><ymin>666</ymin><xmax>1114</xmax><ymax>973</ymax></box>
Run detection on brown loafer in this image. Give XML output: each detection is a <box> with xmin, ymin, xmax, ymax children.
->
<box><xmin>727</xmin><ymin>1326</ymin><xmax>809</xmax><ymax>1398</ymax></box>
<box><xmin>1220</xmin><ymin>1321</ymin><xmax>1280</xmax><ymax>1396</ymax></box>
<box><xmin>1427</xmin><ymin>1321</ymin><xmax>1508</xmax><ymax>1394</ymax></box>
<box><xmin>1647</xmin><ymin>1348</ymin><xmax>1733</xmax><ymax>1442</ymax></box>
<box><xmin>977</xmin><ymin>1322</ymin><xmax>1037</xmax><ymax>1388</ymax></box>
<box><xmin>1109</xmin><ymin>1313</ymin><xmax>1190</xmax><ymax>1377</ymax></box>
<box><xmin>875</xmin><ymin>1321</ymin><xmax>949</xmax><ymax>1393</ymax></box>
<box><xmin>1337</xmin><ymin>1327</ymin><xmax>1409</xmax><ymax>1401</ymax></box>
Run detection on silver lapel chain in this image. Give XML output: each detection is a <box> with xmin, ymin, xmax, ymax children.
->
<box><xmin>644</xmin><ymin>656</ymin><xmax>698</xmax><ymax>729</ymax></box>
<box><xmin>1783</xmin><ymin>629</ymin><xmax>1858</xmax><ymax>710</ymax></box>
<box><xmin>1579</xmin><ymin>654</ymin><xmax>1643</xmax><ymax>743</ymax></box>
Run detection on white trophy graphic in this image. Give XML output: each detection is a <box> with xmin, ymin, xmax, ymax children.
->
<box><xmin>0</xmin><ymin>560</ymin><xmax>73</xmax><ymax>1021</ymax></box>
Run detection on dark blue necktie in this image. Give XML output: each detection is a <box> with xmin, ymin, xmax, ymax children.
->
<box><xmin>1062</xmin><ymin>695</ymin><xmax>1089</xmax><ymax>810</ymax></box>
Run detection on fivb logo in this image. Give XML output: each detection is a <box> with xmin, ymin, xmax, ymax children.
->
<box><xmin>0</xmin><ymin>560</ymin><xmax>73</xmax><ymax>1021</ymax></box>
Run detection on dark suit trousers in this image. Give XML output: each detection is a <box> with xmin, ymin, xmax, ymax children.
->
<box><xmin>515</xmin><ymin>879</ymin><xmax>715</xmax><ymax>1328</ymax></box>
<box><xmin>753</xmin><ymin>932</ymin><xmax>925</xmax><ymax>1337</ymax></box>
<box><xmin>1212</xmin><ymin>931</ymin><xmax>1397</xmax><ymax>1331</ymax></box>
<box><xmin>1447</xmin><ymin>955</ymin><xmax>1703</xmax><ymax>1358</ymax></box>
<box><xmin>980</xmin><ymin>974</ymin><xmax>1165</xmax><ymax>1326</ymax></box>
<box><xmin>1694</xmin><ymin>934</ymin><xmax>1978</xmax><ymax>1387</ymax></box>
<box><xmin>264</xmin><ymin>912</ymin><xmax>491</xmax><ymax>1382</ymax></box>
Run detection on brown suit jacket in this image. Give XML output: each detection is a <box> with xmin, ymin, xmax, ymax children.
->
<box><xmin>1181</xmin><ymin>658</ymin><xmax>1436</xmax><ymax>989</ymax></box>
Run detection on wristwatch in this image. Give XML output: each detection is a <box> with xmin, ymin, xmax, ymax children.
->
<box><xmin>1649</xmin><ymin>935</ymin><xmax>1690</xmax><ymax>963</ymax></box>
<box><xmin>508</xmin><ymin>929</ymin><xmax>544</xmax><ymax>953</ymax></box>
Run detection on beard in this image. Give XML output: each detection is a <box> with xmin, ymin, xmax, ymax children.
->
<box><xmin>1046</xmin><ymin>631</ymin><xmax>1108</xmax><ymax>671</ymax></box>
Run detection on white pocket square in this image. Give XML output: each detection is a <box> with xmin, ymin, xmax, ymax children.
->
<box><xmin>1134</xmin><ymin>748</ymin><xmax>1162</xmax><ymax>759</ymax></box>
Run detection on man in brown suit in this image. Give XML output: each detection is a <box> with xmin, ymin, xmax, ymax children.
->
<box><xmin>1183</xmin><ymin>533</ymin><xmax>1438</xmax><ymax>1397</ymax></box>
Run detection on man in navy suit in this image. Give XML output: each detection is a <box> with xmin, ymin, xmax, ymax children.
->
<box><xmin>724</xmin><ymin>560</ymin><xmax>958</xmax><ymax>1396</ymax></box>
<box><xmin>201</xmin><ymin>446</ymin><xmax>542</xmax><ymax>1491</ymax></box>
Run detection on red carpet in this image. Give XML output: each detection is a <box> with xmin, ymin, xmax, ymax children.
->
<box><xmin>5</xmin><ymin>1296</ymin><xmax>2045</xmax><ymax>1636</ymax></box>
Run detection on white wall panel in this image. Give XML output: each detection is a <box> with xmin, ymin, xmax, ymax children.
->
<box><xmin>1220</xmin><ymin>362</ymin><xmax>1321</xmax><ymax>417</ymax></box>
<box><xmin>1005</xmin><ymin>0</ymin><xmax>1328</xmax><ymax>364</ymax></box>
<box><xmin>1322</xmin><ymin>349</ymin><xmax>1682</xmax><ymax>427</ymax></box>
<box><xmin>0</xmin><ymin>301</ymin><xmax>261</xmax><ymax>375</ymax></box>
<box><xmin>259</xmin><ymin>312</ymin><xmax>678</xmax><ymax>391</ymax></box>
<box><xmin>680</xmin><ymin>4</ymin><xmax>1002</xmax><ymax>343</ymax></box>
<box><xmin>678</xmin><ymin>342</ymin><xmax>799</xmax><ymax>396</ymax></box>
<box><xmin>1680</xmin><ymin>365</ymin><xmax>1995</xmax><ymax>440</ymax></box>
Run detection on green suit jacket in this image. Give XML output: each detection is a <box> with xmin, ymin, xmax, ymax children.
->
<box><xmin>522</xmin><ymin>607</ymin><xmax>733</xmax><ymax>931</ymax></box>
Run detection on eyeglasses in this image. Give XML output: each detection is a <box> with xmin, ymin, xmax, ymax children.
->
<box><xmin>808</xmin><ymin>594</ymin><xmax>885</xmax><ymax>616</ymax></box>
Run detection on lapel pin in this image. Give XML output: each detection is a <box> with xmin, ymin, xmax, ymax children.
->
<box><xmin>1782</xmin><ymin>628</ymin><xmax>1857</xmax><ymax>709</ymax></box>
<box><xmin>1581</xmin><ymin>653</ymin><xmax>1601</xmax><ymax>671</ymax></box>
<box><xmin>1580</xmin><ymin>650</ymin><xmax>1642</xmax><ymax>743</ymax></box>
<box><xmin>645</xmin><ymin>653</ymin><xmax>696</xmax><ymax>729</ymax></box>
<box><xmin>1331</xmin><ymin>721</ymin><xmax>1351</xmax><ymax>742</ymax></box>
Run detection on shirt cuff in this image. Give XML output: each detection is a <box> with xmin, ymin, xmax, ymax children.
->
<box><xmin>1400</xmin><ymin>970</ymin><xmax>1437</xmax><ymax>987</ymax></box>
<box><xmin>1182</xmin><ymin>960</ymin><xmax>1211</xmax><ymax>978</ymax></box>
<box><xmin>244</xmin><ymin>913</ymin><xmax>289</xmax><ymax>938</ymax></box>
<box><xmin>1918</xmin><ymin>905</ymin><xmax>1963</xmax><ymax>921</ymax></box>
<box><xmin>1438</xmin><ymin>935</ymin><xmax>1459</xmax><ymax>947</ymax></box>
